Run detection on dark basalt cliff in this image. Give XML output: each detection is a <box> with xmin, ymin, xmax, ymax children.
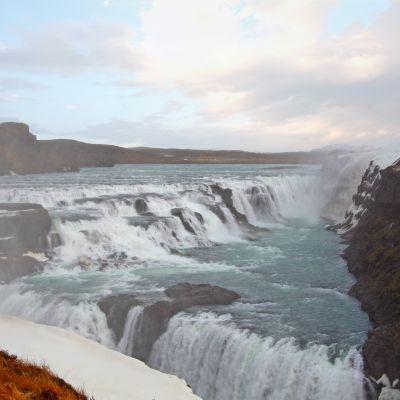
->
<box><xmin>0</xmin><ymin>121</ymin><xmax>323</xmax><ymax>176</ymax></box>
<box><xmin>336</xmin><ymin>159</ymin><xmax>400</xmax><ymax>385</ymax></box>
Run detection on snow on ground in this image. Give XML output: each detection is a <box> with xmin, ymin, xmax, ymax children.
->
<box><xmin>0</xmin><ymin>315</ymin><xmax>201</xmax><ymax>400</ymax></box>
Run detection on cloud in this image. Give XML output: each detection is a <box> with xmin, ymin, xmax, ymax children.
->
<box><xmin>0</xmin><ymin>0</ymin><xmax>399</xmax><ymax>150</ymax></box>
<box><xmin>0</xmin><ymin>22</ymin><xmax>138</xmax><ymax>74</ymax></box>
<box><xmin>132</xmin><ymin>0</ymin><xmax>399</xmax><ymax>148</ymax></box>
<box><xmin>0</xmin><ymin>76</ymin><xmax>44</xmax><ymax>104</ymax></box>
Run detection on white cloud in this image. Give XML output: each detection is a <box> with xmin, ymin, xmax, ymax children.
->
<box><xmin>0</xmin><ymin>22</ymin><xmax>138</xmax><ymax>74</ymax></box>
<box><xmin>0</xmin><ymin>0</ymin><xmax>399</xmax><ymax>150</ymax></box>
<box><xmin>130</xmin><ymin>0</ymin><xmax>399</xmax><ymax>149</ymax></box>
<box><xmin>65</xmin><ymin>104</ymin><xmax>78</xmax><ymax>110</ymax></box>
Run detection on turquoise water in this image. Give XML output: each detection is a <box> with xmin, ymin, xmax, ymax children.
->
<box><xmin>0</xmin><ymin>164</ymin><xmax>371</xmax><ymax>400</ymax></box>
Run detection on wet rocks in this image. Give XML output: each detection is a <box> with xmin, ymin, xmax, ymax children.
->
<box><xmin>98</xmin><ymin>294</ymin><xmax>142</xmax><ymax>342</ymax></box>
<box><xmin>0</xmin><ymin>203</ymin><xmax>51</xmax><ymax>282</ymax></box>
<box><xmin>0</xmin><ymin>256</ymin><xmax>38</xmax><ymax>283</ymax></box>
<box><xmin>171</xmin><ymin>208</ymin><xmax>197</xmax><ymax>235</ymax></box>
<box><xmin>210</xmin><ymin>184</ymin><xmax>248</xmax><ymax>225</ymax></box>
<box><xmin>165</xmin><ymin>282</ymin><xmax>240</xmax><ymax>306</ymax></box>
<box><xmin>206</xmin><ymin>204</ymin><xmax>226</xmax><ymax>223</ymax></box>
<box><xmin>209</xmin><ymin>184</ymin><xmax>267</xmax><ymax>239</ymax></box>
<box><xmin>0</xmin><ymin>203</ymin><xmax>51</xmax><ymax>255</ymax></box>
<box><xmin>363</xmin><ymin>322</ymin><xmax>400</xmax><ymax>387</ymax></box>
<box><xmin>339</xmin><ymin>159</ymin><xmax>400</xmax><ymax>384</ymax></box>
<box><xmin>128</xmin><ymin>283</ymin><xmax>240</xmax><ymax>362</ymax></box>
<box><xmin>134</xmin><ymin>198</ymin><xmax>149</xmax><ymax>214</ymax></box>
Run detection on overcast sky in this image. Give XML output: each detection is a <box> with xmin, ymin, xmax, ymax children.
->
<box><xmin>0</xmin><ymin>0</ymin><xmax>398</xmax><ymax>151</ymax></box>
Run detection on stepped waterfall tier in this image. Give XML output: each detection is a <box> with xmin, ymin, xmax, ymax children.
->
<box><xmin>0</xmin><ymin>160</ymin><xmax>389</xmax><ymax>400</ymax></box>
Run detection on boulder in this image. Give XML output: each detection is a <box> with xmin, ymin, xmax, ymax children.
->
<box><xmin>0</xmin><ymin>256</ymin><xmax>38</xmax><ymax>283</ymax></box>
<box><xmin>165</xmin><ymin>282</ymin><xmax>240</xmax><ymax>306</ymax></box>
<box><xmin>131</xmin><ymin>283</ymin><xmax>240</xmax><ymax>361</ymax></box>
<box><xmin>98</xmin><ymin>294</ymin><xmax>142</xmax><ymax>342</ymax></box>
<box><xmin>0</xmin><ymin>203</ymin><xmax>51</xmax><ymax>256</ymax></box>
<box><xmin>134</xmin><ymin>198</ymin><xmax>149</xmax><ymax>214</ymax></box>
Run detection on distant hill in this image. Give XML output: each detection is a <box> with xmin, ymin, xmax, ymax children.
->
<box><xmin>0</xmin><ymin>122</ymin><xmax>324</xmax><ymax>175</ymax></box>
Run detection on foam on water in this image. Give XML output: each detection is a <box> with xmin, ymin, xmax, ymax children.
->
<box><xmin>150</xmin><ymin>312</ymin><xmax>369</xmax><ymax>400</ymax></box>
<box><xmin>0</xmin><ymin>283</ymin><xmax>114</xmax><ymax>347</ymax></box>
<box><xmin>0</xmin><ymin>159</ymin><xmax>378</xmax><ymax>400</ymax></box>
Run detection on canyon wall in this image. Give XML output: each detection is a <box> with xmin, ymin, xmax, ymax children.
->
<box><xmin>333</xmin><ymin>159</ymin><xmax>400</xmax><ymax>387</ymax></box>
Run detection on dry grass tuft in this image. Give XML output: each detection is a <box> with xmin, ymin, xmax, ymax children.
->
<box><xmin>0</xmin><ymin>350</ymin><xmax>90</xmax><ymax>400</ymax></box>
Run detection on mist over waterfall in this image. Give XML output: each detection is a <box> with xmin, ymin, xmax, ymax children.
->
<box><xmin>0</xmin><ymin>160</ymin><xmax>375</xmax><ymax>400</ymax></box>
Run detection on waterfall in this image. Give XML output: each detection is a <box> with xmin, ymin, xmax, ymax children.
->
<box><xmin>150</xmin><ymin>313</ymin><xmax>369</xmax><ymax>400</ymax></box>
<box><xmin>117</xmin><ymin>306</ymin><xmax>144</xmax><ymax>355</ymax></box>
<box><xmin>0</xmin><ymin>162</ymin><xmax>378</xmax><ymax>400</ymax></box>
<box><xmin>0</xmin><ymin>283</ymin><xmax>115</xmax><ymax>347</ymax></box>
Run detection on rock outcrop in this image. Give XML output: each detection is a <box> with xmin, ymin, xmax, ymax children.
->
<box><xmin>210</xmin><ymin>184</ymin><xmax>267</xmax><ymax>239</ymax></box>
<box><xmin>0</xmin><ymin>203</ymin><xmax>51</xmax><ymax>282</ymax></box>
<box><xmin>171</xmin><ymin>207</ymin><xmax>199</xmax><ymax>235</ymax></box>
<box><xmin>0</xmin><ymin>122</ymin><xmax>120</xmax><ymax>175</ymax></box>
<box><xmin>0</xmin><ymin>121</ymin><xmax>324</xmax><ymax>176</ymax></box>
<box><xmin>335</xmin><ymin>159</ymin><xmax>400</xmax><ymax>386</ymax></box>
<box><xmin>98</xmin><ymin>294</ymin><xmax>142</xmax><ymax>342</ymax></box>
<box><xmin>136</xmin><ymin>283</ymin><xmax>240</xmax><ymax>361</ymax></box>
<box><xmin>99</xmin><ymin>283</ymin><xmax>240</xmax><ymax>362</ymax></box>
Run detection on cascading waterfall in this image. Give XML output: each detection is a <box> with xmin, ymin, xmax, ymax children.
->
<box><xmin>117</xmin><ymin>306</ymin><xmax>144</xmax><ymax>355</ymax></box>
<box><xmin>0</xmin><ymin>173</ymin><xmax>329</xmax><ymax>269</ymax></box>
<box><xmin>0</xmin><ymin>161</ymin><xmax>375</xmax><ymax>400</ymax></box>
<box><xmin>150</xmin><ymin>313</ymin><xmax>368</xmax><ymax>400</ymax></box>
<box><xmin>0</xmin><ymin>283</ymin><xmax>115</xmax><ymax>347</ymax></box>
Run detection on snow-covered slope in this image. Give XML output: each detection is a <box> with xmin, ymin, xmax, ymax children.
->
<box><xmin>0</xmin><ymin>315</ymin><xmax>201</xmax><ymax>400</ymax></box>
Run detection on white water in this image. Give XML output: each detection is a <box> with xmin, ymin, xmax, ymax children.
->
<box><xmin>118</xmin><ymin>306</ymin><xmax>144</xmax><ymax>355</ymax></box>
<box><xmin>0</xmin><ymin>172</ymin><xmax>327</xmax><ymax>272</ymax></box>
<box><xmin>0</xmin><ymin>283</ymin><xmax>115</xmax><ymax>347</ymax></box>
<box><xmin>0</xmin><ymin>160</ymin><xmax>376</xmax><ymax>400</ymax></box>
<box><xmin>150</xmin><ymin>313</ymin><xmax>367</xmax><ymax>400</ymax></box>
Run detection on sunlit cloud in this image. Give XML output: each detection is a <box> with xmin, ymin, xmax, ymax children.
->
<box><xmin>0</xmin><ymin>0</ymin><xmax>398</xmax><ymax>150</ymax></box>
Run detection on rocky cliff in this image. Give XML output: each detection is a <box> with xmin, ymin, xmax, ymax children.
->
<box><xmin>0</xmin><ymin>122</ymin><xmax>324</xmax><ymax>175</ymax></box>
<box><xmin>0</xmin><ymin>122</ymin><xmax>122</xmax><ymax>174</ymax></box>
<box><xmin>334</xmin><ymin>158</ymin><xmax>400</xmax><ymax>387</ymax></box>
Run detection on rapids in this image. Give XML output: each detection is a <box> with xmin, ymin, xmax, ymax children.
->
<box><xmin>0</xmin><ymin>162</ymin><xmax>373</xmax><ymax>400</ymax></box>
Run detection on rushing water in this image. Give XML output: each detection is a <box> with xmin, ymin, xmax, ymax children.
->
<box><xmin>0</xmin><ymin>164</ymin><xmax>372</xmax><ymax>400</ymax></box>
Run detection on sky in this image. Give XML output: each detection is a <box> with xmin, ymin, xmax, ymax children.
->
<box><xmin>0</xmin><ymin>0</ymin><xmax>398</xmax><ymax>152</ymax></box>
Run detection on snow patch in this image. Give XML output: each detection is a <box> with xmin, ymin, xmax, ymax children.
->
<box><xmin>0</xmin><ymin>315</ymin><xmax>200</xmax><ymax>400</ymax></box>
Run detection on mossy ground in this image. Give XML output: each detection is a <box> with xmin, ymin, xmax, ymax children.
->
<box><xmin>0</xmin><ymin>351</ymin><xmax>89</xmax><ymax>400</ymax></box>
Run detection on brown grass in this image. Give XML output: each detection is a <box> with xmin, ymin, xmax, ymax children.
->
<box><xmin>0</xmin><ymin>351</ymin><xmax>89</xmax><ymax>400</ymax></box>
